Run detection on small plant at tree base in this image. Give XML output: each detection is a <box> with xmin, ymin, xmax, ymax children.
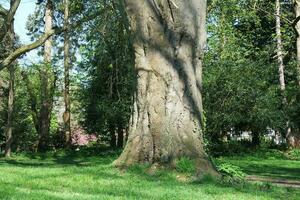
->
<box><xmin>286</xmin><ymin>149</ymin><xmax>300</xmax><ymax>160</ymax></box>
<box><xmin>175</xmin><ymin>157</ymin><xmax>196</xmax><ymax>174</ymax></box>
<box><xmin>217</xmin><ymin>163</ymin><xmax>245</xmax><ymax>184</ymax></box>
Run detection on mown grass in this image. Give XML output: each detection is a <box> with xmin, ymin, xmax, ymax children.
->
<box><xmin>0</xmin><ymin>149</ymin><xmax>299</xmax><ymax>200</ymax></box>
<box><xmin>217</xmin><ymin>150</ymin><xmax>300</xmax><ymax>181</ymax></box>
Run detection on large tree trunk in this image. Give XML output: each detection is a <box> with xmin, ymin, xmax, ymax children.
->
<box><xmin>114</xmin><ymin>0</ymin><xmax>218</xmax><ymax>176</ymax></box>
<box><xmin>63</xmin><ymin>0</ymin><xmax>71</xmax><ymax>146</ymax></box>
<box><xmin>38</xmin><ymin>0</ymin><xmax>54</xmax><ymax>152</ymax></box>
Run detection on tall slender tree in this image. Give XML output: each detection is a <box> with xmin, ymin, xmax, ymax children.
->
<box><xmin>63</xmin><ymin>0</ymin><xmax>71</xmax><ymax>146</ymax></box>
<box><xmin>37</xmin><ymin>0</ymin><xmax>54</xmax><ymax>151</ymax></box>
<box><xmin>276</xmin><ymin>0</ymin><xmax>286</xmax><ymax>94</ymax></box>
<box><xmin>4</xmin><ymin>0</ymin><xmax>16</xmax><ymax>157</ymax></box>
<box><xmin>295</xmin><ymin>0</ymin><xmax>300</xmax><ymax>86</ymax></box>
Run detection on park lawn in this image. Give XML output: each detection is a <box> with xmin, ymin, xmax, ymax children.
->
<box><xmin>217</xmin><ymin>151</ymin><xmax>300</xmax><ymax>181</ymax></box>
<box><xmin>0</xmin><ymin>150</ymin><xmax>299</xmax><ymax>200</ymax></box>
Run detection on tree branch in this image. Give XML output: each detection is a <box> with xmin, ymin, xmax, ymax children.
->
<box><xmin>0</xmin><ymin>5</ymin><xmax>8</xmax><ymax>17</ymax></box>
<box><xmin>0</xmin><ymin>28</ymin><xmax>58</xmax><ymax>71</ymax></box>
<box><xmin>0</xmin><ymin>11</ymin><xmax>101</xmax><ymax>71</ymax></box>
<box><xmin>0</xmin><ymin>0</ymin><xmax>21</xmax><ymax>41</ymax></box>
<box><xmin>292</xmin><ymin>16</ymin><xmax>300</xmax><ymax>37</ymax></box>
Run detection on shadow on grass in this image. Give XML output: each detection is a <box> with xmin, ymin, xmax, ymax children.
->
<box><xmin>0</xmin><ymin>147</ymin><xmax>122</xmax><ymax>168</ymax></box>
<box><xmin>0</xmin><ymin>149</ymin><xmax>300</xmax><ymax>199</ymax></box>
<box><xmin>242</xmin><ymin>163</ymin><xmax>300</xmax><ymax>181</ymax></box>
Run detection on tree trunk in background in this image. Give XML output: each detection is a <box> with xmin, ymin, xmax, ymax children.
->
<box><xmin>276</xmin><ymin>0</ymin><xmax>286</xmax><ymax>93</ymax></box>
<box><xmin>117</xmin><ymin>126</ymin><xmax>124</xmax><ymax>148</ymax></box>
<box><xmin>292</xmin><ymin>0</ymin><xmax>300</xmax><ymax>149</ymax></box>
<box><xmin>275</xmin><ymin>0</ymin><xmax>291</xmax><ymax>142</ymax></box>
<box><xmin>38</xmin><ymin>0</ymin><xmax>53</xmax><ymax>152</ymax></box>
<box><xmin>110</xmin><ymin>125</ymin><xmax>116</xmax><ymax>149</ymax></box>
<box><xmin>295</xmin><ymin>0</ymin><xmax>300</xmax><ymax>86</ymax></box>
<box><xmin>114</xmin><ymin>0</ymin><xmax>218</xmax><ymax>176</ymax></box>
<box><xmin>252</xmin><ymin>131</ymin><xmax>260</xmax><ymax>147</ymax></box>
<box><xmin>5</xmin><ymin>0</ymin><xmax>16</xmax><ymax>157</ymax></box>
<box><xmin>5</xmin><ymin>65</ymin><xmax>14</xmax><ymax>157</ymax></box>
<box><xmin>63</xmin><ymin>0</ymin><xmax>71</xmax><ymax>146</ymax></box>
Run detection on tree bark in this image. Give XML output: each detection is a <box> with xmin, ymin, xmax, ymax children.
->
<box><xmin>114</xmin><ymin>0</ymin><xmax>218</xmax><ymax>176</ymax></box>
<box><xmin>5</xmin><ymin>65</ymin><xmax>14</xmax><ymax>157</ymax></box>
<box><xmin>4</xmin><ymin>0</ymin><xmax>16</xmax><ymax>158</ymax></box>
<box><xmin>117</xmin><ymin>126</ymin><xmax>124</xmax><ymax>148</ymax></box>
<box><xmin>110</xmin><ymin>124</ymin><xmax>116</xmax><ymax>149</ymax></box>
<box><xmin>38</xmin><ymin>0</ymin><xmax>54</xmax><ymax>152</ymax></box>
<box><xmin>63</xmin><ymin>0</ymin><xmax>71</xmax><ymax>146</ymax></box>
<box><xmin>0</xmin><ymin>0</ymin><xmax>21</xmax><ymax>42</ymax></box>
<box><xmin>292</xmin><ymin>0</ymin><xmax>300</xmax><ymax>149</ymax></box>
<box><xmin>295</xmin><ymin>0</ymin><xmax>300</xmax><ymax>86</ymax></box>
<box><xmin>276</xmin><ymin>0</ymin><xmax>286</xmax><ymax>93</ymax></box>
<box><xmin>275</xmin><ymin>0</ymin><xmax>292</xmax><ymax>141</ymax></box>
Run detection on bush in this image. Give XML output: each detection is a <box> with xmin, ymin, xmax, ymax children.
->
<box><xmin>208</xmin><ymin>140</ymin><xmax>253</xmax><ymax>157</ymax></box>
<box><xmin>217</xmin><ymin>163</ymin><xmax>245</xmax><ymax>184</ymax></box>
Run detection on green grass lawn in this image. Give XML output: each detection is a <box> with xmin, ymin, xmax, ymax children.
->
<box><xmin>216</xmin><ymin>150</ymin><xmax>300</xmax><ymax>181</ymax></box>
<box><xmin>0</xmin><ymin>150</ymin><xmax>299</xmax><ymax>200</ymax></box>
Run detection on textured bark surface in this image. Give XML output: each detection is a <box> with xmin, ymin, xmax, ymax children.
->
<box><xmin>38</xmin><ymin>0</ymin><xmax>54</xmax><ymax>151</ymax></box>
<box><xmin>5</xmin><ymin>0</ymin><xmax>16</xmax><ymax>158</ymax></box>
<box><xmin>115</xmin><ymin>0</ymin><xmax>218</xmax><ymax>175</ymax></box>
<box><xmin>5</xmin><ymin>66</ymin><xmax>14</xmax><ymax>157</ymax></box>
<box><xmin>295</xmin><ymin>0</ymin><xmax>300</xmax><ymax>86</ymax></box>
<box><xmin>63</xmin><ymin>0</ymin><xmax>71</xmax><ymax>146</ymax></box>
<box><xmin>275</xmin><ymin>0</ymin><xmax>286</xmax><ymax>93</ymax></box>
<box><xmin>287</xmin><ymin>132</ymin><xmax>300</xmax><ymax>149</ymax></box>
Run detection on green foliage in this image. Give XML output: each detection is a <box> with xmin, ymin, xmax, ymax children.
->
<box><xmin>207</xmin><ymin>140</ymin><xmax>254</xmax><ymax>157</ymax></box>
<box><xmin>204</xmin><ymin>0</ymin><xmax>299</xmax><ymax>153</ymax></box>
<box><xmin>218</xmin><ymin>163</ymin><xmax>245</xmax><ymax>184</ymax></box>
<box><xmin>286</xmin><ymin>149</ymin><xmax>300</xmax><ymax>160</ymax></box>
<box><xmin>175</xmin><ymin>157</ymin><xmax>196</xmax><ymax>174</ymax></box>
<box><xmin>78</xmin><ymin>0</ymin><xmax>134</xmax><ymax>146</ymax></box>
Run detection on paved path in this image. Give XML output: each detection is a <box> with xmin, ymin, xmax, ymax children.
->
<box><xmin>246</xmin><ymin>175</ymin><xmax>300</xmax><ymax>188</ymax></box>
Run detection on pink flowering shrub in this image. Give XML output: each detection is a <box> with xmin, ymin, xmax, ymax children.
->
<box><xmin>71</xmin><ymin>127</ymin><xmax>98</xmax><ymax>146</ymax></box>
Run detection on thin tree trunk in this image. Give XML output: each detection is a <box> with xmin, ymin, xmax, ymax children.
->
<box><xmin>252</xmin><ymin>130</ymin><xmax>260</xmax><ymax>147</ymax></box>
<box><xmin>117</xmin><ymin>126</ymin><xmax>124</xmax><ymax>148</ymax></box>
<box><xmin>291</xmin><ymin>0</ymin><xmax>300</xmax><ymax>148</ymax></box>
<box><xmin>5</xmin><ymin>65</ymin><xmax>14</xmax><ymax>157</ymax></box>
<box><xmin>114</xmin><ymin>0</ymin><xmax>218</xmax><ymax>176</ymax></box>
<box><xmin>63</xmin><ymin>0</ymin><xmax>71</xmax><ymax>146</ymax></box>
<box><xmin>276</xmin><ymin>0</ymin><xmax>286</xmax><ymax>93</ymax></box>
<box><xmin>276</xmin><ymin>0</ymin><xmax>291</xmax><ymax>141</ymax></box>
<box><xmin>110</xmin><ymin>124</ymin><xmax>116</xmax><ymax>149</ymax></box>
<box><xmin>38</xmin><ymin>0</ymin><xmax>53</xmax><ymax>152</ymax></box>
<box><xmin>44</xmin><ymin>0</ymin><xmax>53</xmax><ymax>63</ymax></box>
<box><xmin>5</xmin><ymin>0</ymin><xmax>15</xmax><ymax>157</ymax></box>
<box><xmin>295</xmin><ymin>0</ymin><xmax>300</xmax><ymax>86</ymax></box>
